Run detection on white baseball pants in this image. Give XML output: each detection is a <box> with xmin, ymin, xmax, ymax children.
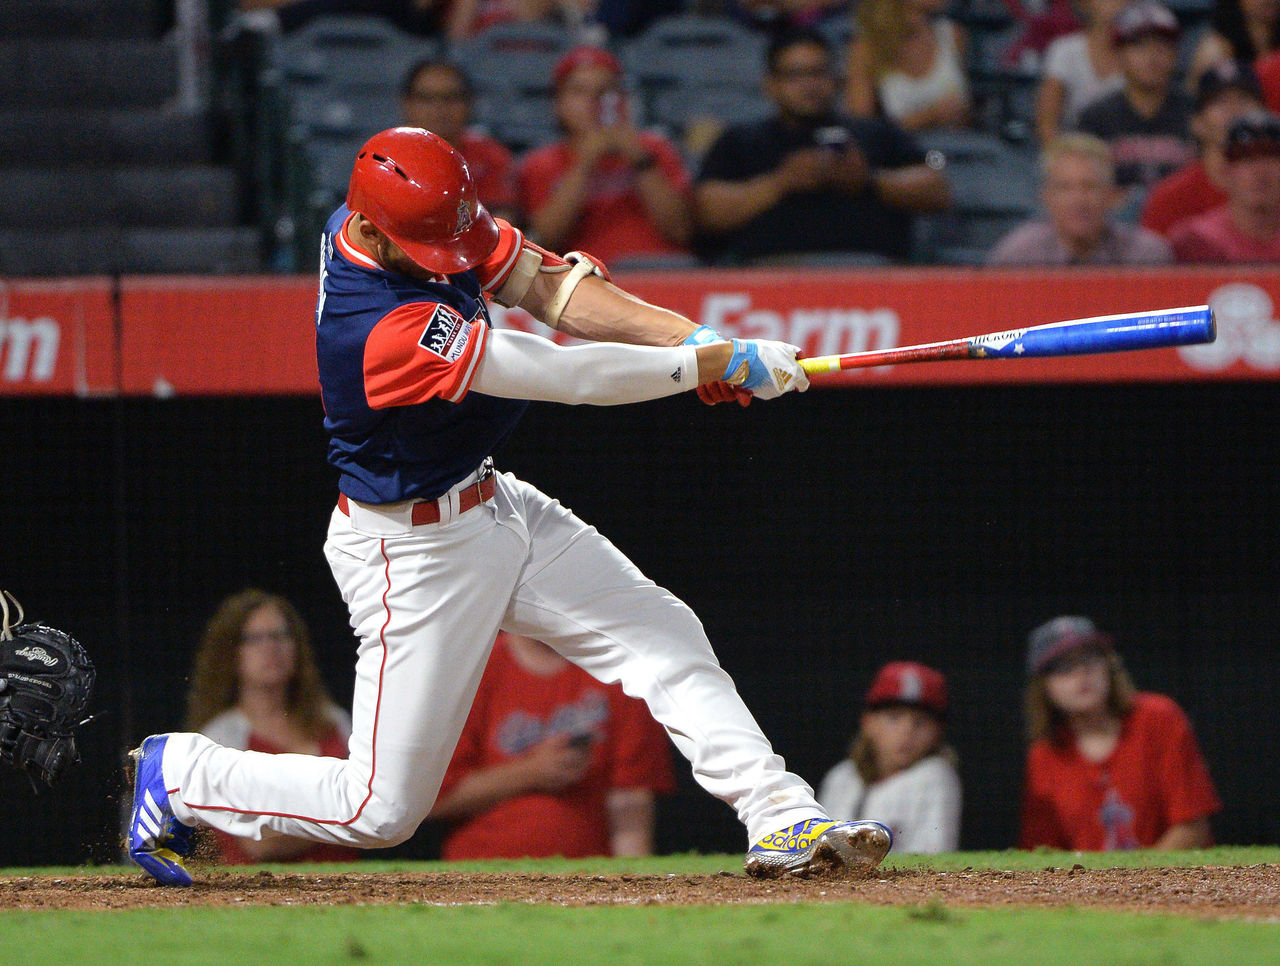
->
<box><xmin>162</xmin><ymin>470</ymin><xmax>827</xmax><ymax>847</ymax></box>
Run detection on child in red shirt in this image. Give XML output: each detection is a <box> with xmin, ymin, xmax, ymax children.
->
<box><xmin>1018</xmin><ymin>616</ymin><xmax>1220</xmax><ymax>851</ymax></box>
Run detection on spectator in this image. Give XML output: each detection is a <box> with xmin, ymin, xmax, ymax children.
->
<box><xmin>1075</xmin><ymin>1</ymin><xmax>1195</xmax><ymax>199</ymax></box>
<box><xmin>185</xmin><ymin>589</ymin><xmax>359</xmax><ymax>865</ymax></box>
<box><xmin>401</xmin><ymin>58</ymin><xmax>520</xmax><ymax>224</ymax></box>
<box><xmin>845</xmin><ymin>0</ymin><xmax>972</xmax><ymax>132</ymax></box>
<box><xmin>1169</xmin><ymin>109</ymin><xmax>1280</xmax><ymax>260</ymax></box>
<box><xmin>816</xmin><ymin>661</ymin><xmax>962</xmax><ymax>854</ymax></box>
<box><xmin>1000</xmin><ymin>0</ymin><xmax>1083</xmax><ymax>71</ymax></box>
<box><xmin>1187</xmin><ymin>0</ymin><xmax>1280</xmax><ymax>88</ymax></box>
<box><xmin>1034</xmin><ymin>0</ymin><xmax>1128</xmax><ymax>146</ymax></box>
<box><xmin>988</xmin><ymin>133</ymin><xmax>1172</xmax><ymax>264</ymax></box>
<box><xmin>1255</xmin><ymin>45</ymin><xmax>1280</xmax><ymax>112</ymax></box>
<box><xmin>428</xmin><ymin>632</ymin><xmax>677</xmax><ymax>859</ymax></box>
<box><xmin>1019</xmin><ymin>616</ymin><xmax>1221</xmax><ymax>851</ymax></box>
<box><xmin>1141</xmin><ymin>59</ymin><xmax>1265</xmax><ymax>236</ymax></box>
<box><xmin>694</xmin><ymin>26</ymin><xmax>950</xmax><ymax>264</ymax></box>
<box><xmin>516</xmin><ymin>45</ymin><xmax>696</xmax><ymax>265</ymax></box>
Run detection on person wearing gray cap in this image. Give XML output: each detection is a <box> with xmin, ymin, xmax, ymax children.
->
<box><xmin>1018</xmin><ymin>616</ymin><xmax>1220</xmax><ymax>851</ymax></box>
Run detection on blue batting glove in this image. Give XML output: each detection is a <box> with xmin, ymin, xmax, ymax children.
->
<box><xmin>723</xmin><ymin>339</ymin><xmax>766</xmax><ymax>390</ymax></box>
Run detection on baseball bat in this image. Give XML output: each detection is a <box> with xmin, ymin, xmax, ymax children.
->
<box><xmin>799</xmin><ymin>305</ymin><xmax>1215</xmax><ymax>374</ymax></box>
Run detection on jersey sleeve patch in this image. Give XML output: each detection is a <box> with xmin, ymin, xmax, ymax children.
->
<box><xmin>364</xmin><ymin>301</ymin><xmax>488</xmax><ymax>408</ymax></box>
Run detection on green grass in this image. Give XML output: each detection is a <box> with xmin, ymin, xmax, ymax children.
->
<box><xmin>2</xmin><ymin>849</ymin><xmax>1276</xmax><ymax>965</ymax></box>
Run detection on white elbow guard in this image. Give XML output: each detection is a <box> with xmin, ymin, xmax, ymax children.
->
<box><xmin>489</xmin><ymin>240</ymin><xmax>609</xmax><ymax>325</ymax></box>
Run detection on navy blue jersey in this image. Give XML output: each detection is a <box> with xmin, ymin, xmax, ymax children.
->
<box><xmin>315</xmin><ymin>207</ymin><xmax>528</xmax><ymax>504</ymax></box>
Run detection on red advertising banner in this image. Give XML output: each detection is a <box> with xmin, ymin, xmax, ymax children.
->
<box><xmin>3</xmin><ymin>267</ymin><xmax>1278</xmax><ymax>397</ymax></box>
<box><xmin>0</xmin><ymin>279</ymin><xmax>116</xmax><ymax>396</ymax></box>
<box><xmin>118</xmin><ymin>276</ymin><xmax>318</xmax><ymax>395</ymax></box>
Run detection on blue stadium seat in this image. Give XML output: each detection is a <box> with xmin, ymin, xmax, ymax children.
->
<box><xmin>620</xmin><ymin>14</ymin><xmax>767</xmax><ymax>92</ymax></box>
<box><xmin>449</xmin><ymin>21</ymin><xmax>575</xmax><ymax>96</ymax></box>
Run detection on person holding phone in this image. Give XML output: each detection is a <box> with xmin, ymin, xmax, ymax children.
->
<box><xmin>694</xmin><ymin>26</ymin><xmax>950</xmax><ymax>264</ymax></box>
<box><xmin>517</xmin><ymin>45</ymin><xmax>695</xmax><ymax>264</ymax></box>
<box><xmin>428</xmin><ymin>631</ymin><xmax>677</xmax><ymax>859</ymax></box>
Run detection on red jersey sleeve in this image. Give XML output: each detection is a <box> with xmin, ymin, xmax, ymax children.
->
<box><xmin>644</xmin><ymin>132</ymin><xmax>693</xmax><ymax>195</ymax></box>
<box><xmin>606</xmin><ymin>691</ymin><xmax>676</xmax><ymax>794</ymax></box>
<box><xmin>1151</xmin><ymin>697</ymin><xmax>1222</xmax><ymax>827</ymax></box>
<box><xmin>363</xmin><ymin>299</ymin><xmax>488</xmax><ymax>407</ymax></box>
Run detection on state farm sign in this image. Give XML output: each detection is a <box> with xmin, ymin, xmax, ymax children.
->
<box><xmin>0</xmin><ymin>316</ymin><xmax>59</xmax><ymax>382</ymax></box>
<box><xmin>699</xmin><ymin>292</ymin><xmax>900</xmax><ymax>359</ymax></box>
<box><xmin>0</xmin><ymin>280</ymin><xmax>115</xmax><ymax>396</ymax></box>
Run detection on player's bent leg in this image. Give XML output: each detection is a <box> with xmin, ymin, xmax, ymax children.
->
<box><xmin>498</xmin><ymin>475</ymin><xmax>830</xmax><ymax>846</ymax></box>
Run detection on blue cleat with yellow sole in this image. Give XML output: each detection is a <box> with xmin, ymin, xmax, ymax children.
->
<box><xmin>127</xmin><ymin>735</ymin><xmax>194</xmax><ymax>887</ymax></box>
<box><xmin>744</xmin><ymin>818</ymin><xmax>892</xmax><ymax>878</ymax></box>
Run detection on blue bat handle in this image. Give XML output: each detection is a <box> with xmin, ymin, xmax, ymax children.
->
<box><xmin>971</xmin><ymin>306</ymin><xmax>1216</xmax><ymax>359</ymax></box>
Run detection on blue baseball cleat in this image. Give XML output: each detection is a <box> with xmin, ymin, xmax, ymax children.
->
<box><xmin>744</xmin><ymin>818</ymin><xmax>893</xmax><ymax>879</ymax></box>
<box><xmin>127</xmin><ymin>735</ymin><xmax>194</xmax><ymax>887</ymax></box>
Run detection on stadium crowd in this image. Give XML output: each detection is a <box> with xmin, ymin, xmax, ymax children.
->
<box><xmin>226</xmin><ymin>0</ymin><xmax>1280</xmax><ymax>269</ymax></box>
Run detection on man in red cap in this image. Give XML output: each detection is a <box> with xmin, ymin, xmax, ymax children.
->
<box><xmin>125</xmin><ymin>126</ymin><xmax>894</xmax><ymax>886</ymax></box>
<box><xmin>816</xmin><ymin>661</ymin><xmax>962</xmax><ymax>854</ymax></box>
<box><xmin>517</xmin><ymin>45</ymin><xmax>695</xmax><ymax>265</ymax></box>
<box><xmin>1169</xmin><ymin>109</ymin><xmax>1280</xmax><ymax>261</ymax></box>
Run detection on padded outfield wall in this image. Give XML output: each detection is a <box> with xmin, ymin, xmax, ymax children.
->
<box><xmin>1</xmin><ymin>268</ymin><xmax>1277</xmax><ymax>865</ymax></box>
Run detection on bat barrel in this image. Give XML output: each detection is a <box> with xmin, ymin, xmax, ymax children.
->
<box><xmin>976</xmin><ymin>305</ymin><xmax>1215</xmax><ymax>359</ymax></box>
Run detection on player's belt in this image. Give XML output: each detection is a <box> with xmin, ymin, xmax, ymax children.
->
<box><xmin>338</xmin><ymin>474</ymin><xmax>496</xmax><ymax>527</ymax></box>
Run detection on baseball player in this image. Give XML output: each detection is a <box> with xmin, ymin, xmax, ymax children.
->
<box><xmin>126</xmin><ymin>127</ymin><xmax>891</xmax><ymax>885</ymax></box>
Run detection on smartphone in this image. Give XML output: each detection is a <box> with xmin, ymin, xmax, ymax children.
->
<box><xmin>598</xmin><ymin>90</ymin><xmax>622</xmax><ymax>127</ymax></box>
<box><xmin>814</xmin><ymin>126</ymin><xmax>851</xmax><ymax>151</ymax></box>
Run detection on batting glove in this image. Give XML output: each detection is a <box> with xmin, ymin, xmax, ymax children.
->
<box><xmin>684</xmin><ymin>326</ymin><xmax>751</xmax><ymax>407</ymax></box>
<box><xmin>723</xmin><ymin>339</ymin><xmax>809</xmax><ymax>400</ymax></box>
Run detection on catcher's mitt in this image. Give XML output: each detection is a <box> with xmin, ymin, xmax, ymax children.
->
<box><xmin>0</xmin><ymin>591</ymin><xmax>95</xmax><ymax>786</ymax></box>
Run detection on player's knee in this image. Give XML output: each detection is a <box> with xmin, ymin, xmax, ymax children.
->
<box><xmin>350</xmin><ymin>795</ymin><xmax>423</xmax><ymax>846</ymax></box>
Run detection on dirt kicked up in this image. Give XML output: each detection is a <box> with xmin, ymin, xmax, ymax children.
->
<box><xmin>3</xmin><ymin>865</ymin><xmax>1279</xmax><ymax>919</ymax></box>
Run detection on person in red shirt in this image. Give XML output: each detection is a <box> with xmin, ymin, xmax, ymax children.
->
<box><xmin>1141</xmin><ymin>58</ymin><xmax>1264</xmax><ymax>236</ymax></box>
<box><xmin>1258</xmin><ymin>47</ymin><xmax>1280</xmax><ymax>113</ymax></box>
<box><xmin>185</xmin><ymin>589</ymin><xmax>360</xmax><ymax>865</ymax></box>
<box><xmin>401</xmin><ymin>58</ymin><xmax>520</xmax><ymax>225</ymax></box>
<box><xmin>430</xmin><ymin>631</ymin><xmax>676</xmax><ymax>859</ymax></box>
<box><xmin>1169</xmin><ymin>109</ymin><xmax>1280</xmax><ymax>262</ymax></box>
<box><xmin>516</xmin><ymin>45</ymin><xmax>695</xmax><ymax>266</ymax></box>
<box><xmin>1018</xmin><ymin>616</ymin><xmax>1220</xmax><ymax>852</ymax></box>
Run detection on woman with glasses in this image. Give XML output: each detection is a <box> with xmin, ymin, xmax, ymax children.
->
<box><xmin>184</xmin><ymin>588</ymin><xmax>360</xmax><ymax>864</ymax></box>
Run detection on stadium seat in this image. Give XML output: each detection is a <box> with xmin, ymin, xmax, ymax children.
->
<box><xmin>0</xmin><ymin>38</ymin><xmax>180</xmax><ymax>110</ymax></box>
<box><xmin>472</xmin><ymin>89</ymin><xmax>560</xmax><ymax>153</ymax></box>
<box><xmin>916</xmin><ymin>145</ymin><xmax>1041</xmax><ymax>264</ymax></box>
<box><xmin>0</xmin><ymin>166</ymin><xmax>242</xmax><ymax>230</ymax></box>
<box><xmin>274</xmin><ymin>15</ymin><xmax>433</xmax><ymax>89</ymax></box>
<box><xmin>620</xmin><ymin>14</ymin><xmax>767</xmax><ymax>93</ymax></box>
<box><xmin>287</xmin><ymin>87</ymin><xmax>401</xmax><ymax>140</ymax></box>
<box><xmin>450</xmin><ymin>21</ymin><xmax>575</xmax><ymax>96</ymax></box>
<box><xmin>0</xmin><ymin>108</ymin><xmax>215</xmax><ymax>166</ymax></box>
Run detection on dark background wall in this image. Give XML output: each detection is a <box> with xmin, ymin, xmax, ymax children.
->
<box><xmin>1</xmin><ymin>381</ymin><xmax>1276</xmax><ymax>866</ymax></box>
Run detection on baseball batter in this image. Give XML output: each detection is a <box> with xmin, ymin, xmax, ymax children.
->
<box><xmin>127</xmin><ymin>127</ymin><xmax>891</xmax><ymax>884</ymax></box>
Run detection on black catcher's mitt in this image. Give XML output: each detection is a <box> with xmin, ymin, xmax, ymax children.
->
<box><xmin>0</xmin><ymin>592</ymin><xmax>95</xmax><ymax>786</ymax></box>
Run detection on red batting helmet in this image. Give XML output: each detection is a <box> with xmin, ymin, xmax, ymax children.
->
<box><xmin>346</xmin><ymin>127</ymin><xmax>498</xmax><ymax>274</ymax></box>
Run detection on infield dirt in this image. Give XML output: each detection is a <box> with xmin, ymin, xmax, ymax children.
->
<box><xmin>3</xmin><ymin>865</ymin><xmax>1278</xmax><ymax>919</ymax></box>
